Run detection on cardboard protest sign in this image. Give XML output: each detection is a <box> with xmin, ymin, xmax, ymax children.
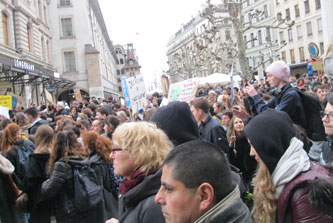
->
<box><xmin>74</xmin><ymin>89</ymin><xmax>82</xmax><ymax>103</ymax></box>
<box><xmin>44</xmin><ymin>89</ymin><xmax>53</xmax><ymax>104</ymax></box>
<box><xmin>0</xmin><ymin>95</ymin><xmax>13</xmax><ymax>110</ymax></box>
<box><xmin>124</xmin><ymin>75</ymin><xmax>147</xmax><ymax>113</ymax></box>
<box><xmin>168</xmin><ymin>78</ymin><xmax>199</xmax><ymax>102</ymax></box>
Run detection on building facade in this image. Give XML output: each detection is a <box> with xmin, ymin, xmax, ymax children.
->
<box><xmin>49</xmin><ymin>0</ymin><xmax>119</xmax><ymax>102</ymax></box>
<box><xmin>0</xmin><ymin>0</ymin><xmax>73</xmax><ymax>108</ymax></box>
<box><xmin>275</xmin><ymin>0</ymin><xmax>324</xmax><ymax>73</ymax></box>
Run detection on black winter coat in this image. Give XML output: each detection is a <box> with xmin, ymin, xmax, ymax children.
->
<box><xmin>28</xmin><ymin>119</ymin><xmax>48</xmax><ymax>135</ymax></box>
<box><xmin>41</xmin><ymin>156</ymin><xmax>105</xmax><ymax>223</ymax></box>
<box><xmin>118</xmin><ymin>168</ymin><xmax>164</xmax><ymax>223</ymax></box>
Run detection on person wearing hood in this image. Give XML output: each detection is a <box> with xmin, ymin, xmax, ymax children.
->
<box><xmin>106</xmin><ymin>122</ymin><xmax>172</xmax><ymax>223</ymax></box>
<box><xmin>82</xmin><ymin>131</ymin><xmax>121</xmax><ymax>221</ymax></box>
<box><xmin>244</xmin><ymin>109</ymin><xmax>333</xmax><ymax>223</ymax></box>
<box><xmin>149</xmin><ymin>101</ymin><xmax>199</xmax><ymax>146</ymax></box>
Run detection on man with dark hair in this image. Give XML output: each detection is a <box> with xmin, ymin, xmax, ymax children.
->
<box><xmin>155</xmin><ymin>140</ymin><xmax>251</xmax><ymax>223</ymax></box>
<box><xmin>96</xmin><ymin>106</ymin><xmax>109</xmax><ymax>119</ymax></box>
<box><xmin>191</xmin><ymin>97</ymin><xmax>229</xmax><ymax>157</ymax></box>
<box><xmin>24</xmin><ymin>107</ymin><xmax>48</xmax><ymax>135</ymax></box>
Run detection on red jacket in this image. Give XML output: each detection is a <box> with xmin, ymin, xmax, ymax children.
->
<box><xmin>277</xmin><ymin>163</ymin><xmax>333</xmax><ymax>223</ymax></box>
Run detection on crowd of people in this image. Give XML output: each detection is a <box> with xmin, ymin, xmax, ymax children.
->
<box><xmin>0</xmin><ymin>43</ymin><xmax>333</xmax><ymax>222</ymax></box>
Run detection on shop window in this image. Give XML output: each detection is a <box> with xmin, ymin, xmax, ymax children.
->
<box><xmin>64</xmin><ymin>51</ymin><xmax>76</xmax><ymax>73</ymax></box>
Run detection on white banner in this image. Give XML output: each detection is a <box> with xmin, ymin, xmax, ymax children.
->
<box><xmin>168</xmin><ymin>78</ymin><xmax>199</xmax><ymax>102</ymax></box>
<box><xmin>126</xmin><ymin>75</ymin><xmax>146</xmax><ymax>113</ymax></box>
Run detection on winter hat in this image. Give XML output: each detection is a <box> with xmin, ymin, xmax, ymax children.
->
<box><xmin>150</xmin><ymin>101</ymin><xmax>199</xmax><ymax>146</ymax></box>
<box><xmin>265</xmin><ymin>60</ymin><xmax>290</xmax><ymax>82</ymax></box>
<box><xmin>0</xmin><ymin>154</ymin><xmax>14</xmax><ymax>174</ymax></box>
<box><xmin>244</xmin><ymin>109</ymin><xmax>296</xmax><ymax>174</ymax></box>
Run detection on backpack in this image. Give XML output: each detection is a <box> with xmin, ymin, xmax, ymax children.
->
<box><xmin>70</xmin><ymin>162</ymin><xmax>103</xmax><ymax>212</ymax></box>
<box><xmin>287</xmin><ymin>88</ymin><xmax>326</xmax><ymax>141</ymax></box>
<box><xmin>16</xmin><ymin>140</ymin><xmax>35</xmax><ymax>180</ymax></box>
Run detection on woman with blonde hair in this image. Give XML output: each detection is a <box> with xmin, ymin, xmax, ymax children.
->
<box><xmin>244</xmin><ymin>109</ymin><xmax>333</xmax><ymax>223</ymax></box>
<box><xmin>22</xmin><ymin>125</ymin><xmax>54</xmax><ymax>223</ymax></box>
<box><xmin>82</xmin><ymin>131</ymin><xmax>121</xmax><ymax>221</ymax></box>
<box><xmin>106</xmin><ymin>121</ymin><xmax>172</xmax><ymax>223</ymax></box>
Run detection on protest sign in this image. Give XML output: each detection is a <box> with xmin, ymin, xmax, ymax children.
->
<box><xmin>312</xmin><ymin>61</ymin><xmax>323</xmax><ymax>71</ymax></box>
<box><xmin>0</xmin><ymin>95</ymin><xmax>12</xmax><ymax>110</ymax></box>
<box><xmin>121</xmin><ymin>77</ymin><xmax>131</xmax><ymax>108</ymax></box>
<box><xmin>44</xmin><ymin>89</ymin><xmax>53</xmax><ymax>104</ymax></box>
<box><xmin>168</xmin><ymin>78</ymin><xmax>199</xmax><ymax>102</ymax></box>
<box><xmin>74</xmin><ymin>89</ymin><xmax>82</xmax><ymax>102</ymax></box>
<box><xmin>125</xmin><ymin>75</ymin><xmax>146</xmax><ymax>113</ymax></box>
<box><xmin>0</xmin><ymin>106</ymin><xmax>9</xmax><ymax>118</ymax></box>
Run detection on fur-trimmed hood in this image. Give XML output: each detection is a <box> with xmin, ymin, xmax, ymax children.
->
<box><xmin>0</xmin><ymin>154</ymin><xmax>14</xmax><ymax>174</ymax></box>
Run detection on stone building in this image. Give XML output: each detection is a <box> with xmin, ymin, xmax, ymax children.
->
<box><xmin>49</xmin><ymin>0</ymin><xmax>119</xmax><ymax>102</ymax></box>
<box><xmin>0</xmin><ymin>0</ymin><xmax>73</xmax><ymax>108</ymax></box>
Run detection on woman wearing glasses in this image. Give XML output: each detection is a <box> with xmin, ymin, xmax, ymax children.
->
<box><xmin>321</xmin><ymin>92</ymin><xmax>333</xmax><ymax>165</ymax></box>
<box><xmin>106</xmin><ymin>122</ymin><xmax>172</xmax><ymax>223</ymax></box>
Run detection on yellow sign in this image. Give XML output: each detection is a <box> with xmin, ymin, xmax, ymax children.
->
<box><xmin>0</xmin><ymin>95</ymin><xmax>12</xmax><ymax>110</ymax></box>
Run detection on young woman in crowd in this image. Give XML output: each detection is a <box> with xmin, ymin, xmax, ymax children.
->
<box><xmin>82</xmin><ymin>131</ymin><xmax>121</xmax><ymax>221</ymax></box>
<box><xmin>103</xmin><ymin>116</ymin><xmax>120</xmax><ymax>139</ymax></box>
<box><xmin>222</xmin><ymin>110</ymin><xmax>233</xmax><ymax>133</ymax></box>
<box><xmin>106</xmin><ymin>122</ymin><xmax>172</xmax><ymax>223</ymax></box>
<box><xmin>227</xmin><ymin>116</ymin><xmax>257</xmax><ymax>186</ymax></box>
<box><xmin>3</xmin><ymin>123</ymin><xmax>35</xmax><ymax>223</ymax></box>
<box><xmin>70</xmin><ymin>106</ymin><xmax>79</xmax><ymax>122</ymax></box>
<box><xmin>22</xmin><ymin>125</ymin><xmax>54</xmax><ymax>223</ymax></box>
<box><xmin>244</xmin><ymin>109</ymin><xmax>333</xmax><ymax>223</ymax></box>
<box><xmin>41</xmin><ymin>131</ymin><xmax>95</xmax><ymax>223</ymax></box>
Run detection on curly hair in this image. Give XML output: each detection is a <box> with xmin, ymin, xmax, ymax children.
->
<box><xmin>112</xmin><ymin>121</ymin><xmax>172</xmax><ymax>176</ymax></box>
<box><xmin>82</xmin><ymin>131</ymin><xmax>112</xmax><ymax>162</ymax></box>
<box><xmin>34</xmin><ymin>125</ymin><xmax>54</xmax><ymax>154</ymax></box>
<box><xmin>1</xmin><ymin>123</ymin><xmax>20</xmax><ymax>155</ymax></box>
<box><xmin>48</xmin><ymin>131</ymin><xmax>87</xmax><ymax>176</ymax></box>
<box><xmin>252</xmin><ymin>161</ymin><xmax>277</xmax><ymax>223</ymax></box>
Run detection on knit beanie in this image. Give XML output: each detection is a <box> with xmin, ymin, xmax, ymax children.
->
<box><xmin>244</xmin><ymin>109</ymin><xmax>296</xmax><ymax>174</ymax></box>
<box><xmin>150</xmin><ymin>101</ymin><xmax>199</xmax><ymax>146</ymax></box>
<box><xmin>265</xmin><ymin>60</ymin><xmax>290</xmax><ymax>82</ymax></box>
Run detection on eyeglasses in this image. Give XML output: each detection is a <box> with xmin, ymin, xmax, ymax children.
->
<box><xmin>320</xmin><ymin>111</ymin><xmax>333</xmax><ymax>121</ymax></box>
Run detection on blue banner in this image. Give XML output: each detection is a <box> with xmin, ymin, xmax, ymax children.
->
<box><xmin>121</xmin><ymin>77</ymin><xmax>131</xmax><ymax>108</ymax></box>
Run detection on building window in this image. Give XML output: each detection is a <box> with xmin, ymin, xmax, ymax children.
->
<box><xmin>117</xmin><ymin>69</ymin><xmax>120</xmax><ymax>75</ymax></box>
<box><xmin>27</xmin><ymin>25</ymin><xmax>32</xmax><ymax>52</ymax></box>
<box><xmin>281</xmin><ymin>51</ymin><xmax>286</xmax><ymax>61</ymax></box>
<box><xmin>315</xmin><ymin>0</ymin><xmax>321</xmax><ymax>9</ymax></box>
<box><xmin>299</xmin><ymin>47</ymin><xmax>305</xmax><ymax>62</ymax></box>
<box><xmin>279</xmin><ymin>31</ymin><xmax>284</xmax><ymax>43</ymax></box>
<box><xmin>304</xmin><ymin>0</ymin><xmax>310</xmax><ymax>14</ymax></box>
<box><xmin>294</xmin><ymin>5</ymin><xmax>300</xmax><ymax>18</ymax></box>
<box><xmin>317</xmin><ymin>18</ymin><xmax>322</xmax><ymax>34</ymax></box>
<box><xmin>244</xmin><ymin>35</ymin><xmax>247</xmax><ymax>49</ymax></box>
<box><xmin>41</xmin><ymin>37</ymin><xmax>45</xmax><ymax>60</ymax></box>
<box><xmin>117</xmin><ymin>78</ymin><xmax>121</xmax><ymax>83</ymax></box>
<box><xmin>320</xmin><ymin>42</ymin><xmax>324</xmax><ymax>55</ymax></box>
<box><xmin>263</xmin><ymin>5</ymin><xmax>268</xmax><ymax>18</ymax></box>
<box><xmin>61</xmin><ymin>18</ymin><xmax>73</xmax><ymax>37</ymax></box>
<box><xmin>225</xmin><ymin>30</ymin><xmax>230</xmax><ymax>40</ymax></box>
<box><xmin>38</xmin><ymin>1</ymin><xmax>42</xmax><ymax>19</ymax></box>
<box><xmin>296</xmin><ymin>25</ymin><xmax>302</xmax><ymax>40</ymax></box>
<box><xmin>285</xmin><ymin>9</ymin><xmax>290</xmax><ymax>21</ymax></box>
<box><xmin>290</xmin><ymin>49</ymin><xmax>295</xmax><ymax>64</ymax></box>
<box><xmin>266</xmin><ymin>28</ymin><xmax>271</xmax><ymax>41</ymax></box>
<box><xmin>251</xmin><ymin>33</ymin><xmax>254</xmax><ymax>47</ymax></box>
<box><xmin>43</xmin><ymin>6</ymin><xmax>47</xmax><ymax>24</ymax></box>
<box><xmin>258</xmin><ymin>30</ymin><xmax>262</xmax><ymax>45</ymax></box>
<box><xmin>46</xmin><ymin>40</ymin><xmax>50</xmax><ymax>63</ymax></box>
<box><xmin>2</xmin><ymin>12</ymin><xmax>9</xmax><ymax>46</ymax></box>
<box><xmin>288</xmin><ymin>28</ymin><xmax>293</xmax><ymax>42</ymax></box>
<box><xmin>59</xmin><ymin>0</ymin><xmax>71</xmax><ymax>6</ymax></box>
<box><xmin>276</xmin><ymin>0</ymin><xmax>280</xmax><ymax>5</ymax></box>
<box><xmin>120</xmin><ymin>58</ymin><xmax>124</xmax><ymax>64</ymax></box>
<box><xmin>121</xmin><ymin>69</ymin><xmax>124</xmax><ymax>74</ymax></box>
<box><xmin>64</xmin><ymin>51</ymin><xmax>76</xmax><ymax>72</ymax></box>
<box><xmin>306</xmin><ymin>22</ymin><xmax>312</xmax><ymax>37</ymax></box>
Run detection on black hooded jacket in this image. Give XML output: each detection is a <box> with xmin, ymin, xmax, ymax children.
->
<box><xmin>150</xmin><ymin>101</ymin><xmax>199</xmax><ymax>146</ymax></box>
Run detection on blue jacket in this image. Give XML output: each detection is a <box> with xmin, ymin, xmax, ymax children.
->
<box><xmin>252</xmin><ymin>83</ymin><xmax>306</xmax><ymax>128</ymax></box>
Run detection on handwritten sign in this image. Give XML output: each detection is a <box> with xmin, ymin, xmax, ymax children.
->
<box><xmin>121</xmin><ymin>77</ymin><xmax>131</xmax><ymax>108</ymax></box>
<box><xmin>125</xmin><ymin>75</ymin><xmax>146</xmax><ymax>113</ymax></box>
<box><xmin>74</xmin><ymin>89</ymin><xmax>82</xmax><ymax>103</ymax></box>
<box><xmin>0</xmin><ymin>95</ymin><xmax>12</xmax><ymax>110</ymax></box>
<box><xmin>168</xmin><ymin>78</ymin><xmax>199</xmax><ymax>102</ymax></box>
<box><xmin>312</xmin><ymin>61</ymin><xmax>323</xmax><ymax>71</ymax></box>
<box><xmin>44</xmin><ymin>89</ymin><xmax>53</xmax><ymax>104</ymax></box>
<box><xmin>0</xmin><ymin>106</ymin><xmax>9</xmax><ymax>118</ymax></box>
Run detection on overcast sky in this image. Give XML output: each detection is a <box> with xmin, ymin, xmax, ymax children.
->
<box><xmin>98</xmin><ymin>0</ymin><xmax>209</xmax><ymax>84</ymax></box>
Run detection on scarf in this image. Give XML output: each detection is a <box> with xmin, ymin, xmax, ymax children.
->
<box><xmin>272</xmin><ymin>137</ymin><xmax>311</xmax><ymax>198</ymax></box>
<box><xmin>120</xmin><ymin>168</ymin><xmax>146</xmax><ymax>195</ymax></box>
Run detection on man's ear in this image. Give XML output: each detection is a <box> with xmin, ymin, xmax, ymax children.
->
<box><xmin>197</xmin><ymin>183</ymin><xmax>215</xmax><ymax>212</ymax></box>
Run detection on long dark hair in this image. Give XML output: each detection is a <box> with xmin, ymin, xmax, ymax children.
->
<box><xmin>48</xmin><ymin>131</ymin><xmax>87</xmax><ymax>175</ymax></box>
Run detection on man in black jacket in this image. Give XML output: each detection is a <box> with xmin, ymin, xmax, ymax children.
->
<box><xmin>190</xmin><ymin>97</ymin><xmax>229</xmax><ymax>157</ymax></box>
<box><xmin>24</xmin><ymin>107</ymin><xmax>48</xmax><ymax>135</ymax></box>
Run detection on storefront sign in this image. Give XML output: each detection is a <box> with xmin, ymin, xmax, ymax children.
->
<box><xmin>13</xmin><ymin>59</ymin><xmax>35</xmax><ymax>72</ymax></box>
<box><xmin>0</xmin><ymin>95</ymin><xmax>13</xmax><ymax>110</ymax></box>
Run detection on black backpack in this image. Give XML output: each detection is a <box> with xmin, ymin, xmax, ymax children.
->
<box><xmin>287</xmin><ymin>88</ymin><xmax>326</xmax><ymax>141</ymax></box>
<box><xmin>70</xmin><ymin>162</ymin><xmax>103</xmax><ymax>212</ymax></box>
<box><xmin>15</xmin><ymin>140</ymin><xmax>35</xmax><ymax>180</ymax></box>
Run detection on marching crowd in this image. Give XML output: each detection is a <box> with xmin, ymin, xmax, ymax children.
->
<box><xmin>0</xmin><ymin>43</ymin><xmax>333</xmax><ymax>223</ymax></box>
